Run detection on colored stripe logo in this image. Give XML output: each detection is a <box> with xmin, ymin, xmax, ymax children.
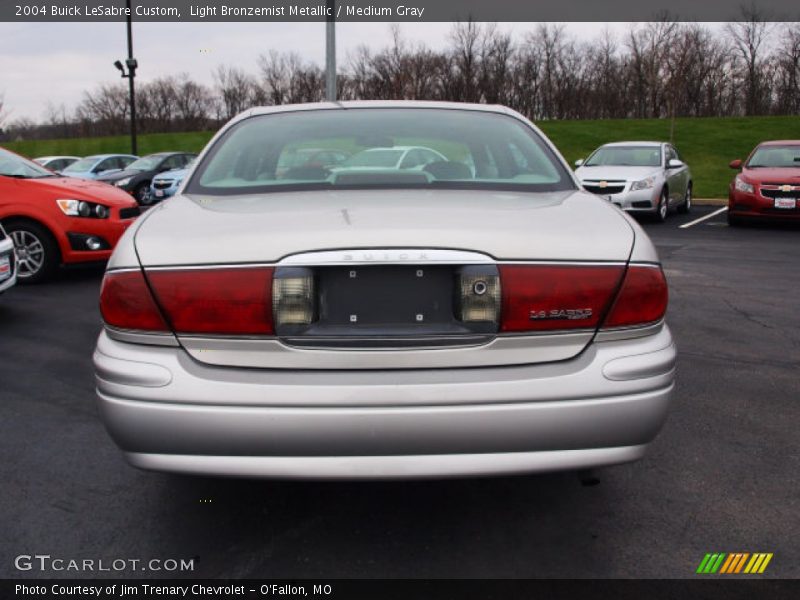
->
<box><xmin>696</xmin><ymin>553</ymin><xmax>773</xmax><ymax>574</ymax></box>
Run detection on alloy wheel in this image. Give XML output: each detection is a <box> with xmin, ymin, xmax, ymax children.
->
<box><xmin>11</xmin><ymin>229</ymin><xmax>45</xmax><ymax>278</ymax></box>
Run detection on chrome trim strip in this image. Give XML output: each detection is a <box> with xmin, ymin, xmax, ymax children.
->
<box><xmin>142</xmin><ymin>263</ymin><xmax>276</xmax><ymax>272</ymax></box>
<box><xmin>278</xmin><ymin>248</ymin><xmax>495</xmax><ymax>266</ymax></box>
<box><xmin>105</xmin><ymin>326</ymin><xmax>180</xmax><ymax>347</ymax></box>
<box><xmin>119</xmin><ymin>259</ymin><xmax>655</xmax><ymax>271</ymax></box>
<box><xmin>595</xmin><ymin>321</ymin><xmax>664</xmax><ymax>342</ymax></box>
<box><xmin>178</xmin><ymin>332</ymin><xmax>595</xmax><ymax>370</ymax></box>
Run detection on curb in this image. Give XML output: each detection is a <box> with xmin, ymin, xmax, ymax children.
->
<box><xmin>694</xmin><ymin>198</ymin><xmax>728</xmax><ymax>207</ymax></box>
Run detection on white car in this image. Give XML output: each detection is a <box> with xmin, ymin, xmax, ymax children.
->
<box><xmin>574</xmin><ymin>142</ymin><xmax>692</xmax><ymax>222</ymax></box>
<box><xmin>0</xmin><ymin>224</ymin><xmax>17</xmax><ymax>294</ymax></box>
<box><xmin>33</xmin><ymin>155</ymin><xmax>81</xmax><ymax>172</ymax></box>
<box><xmin>333</xmin><ymin>146</ymin><xmax>448</xmax><ymax>172</ymax></box>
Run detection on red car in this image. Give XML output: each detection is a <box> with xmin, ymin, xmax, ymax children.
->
<box><xmin>728</xmin><ymin>140</ymin><xmax>800</xmax><ymax>226</ymax></box>
<box><xmin>0</xmin><ymin>147</ymin><xmax>140</xmax><ymax>283</ymax></box>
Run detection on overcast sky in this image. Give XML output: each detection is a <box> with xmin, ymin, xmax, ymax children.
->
<box><xmin>0</xmin><ymin>21</ymin><xmax>704</xmax><ymax>122</ymax></box>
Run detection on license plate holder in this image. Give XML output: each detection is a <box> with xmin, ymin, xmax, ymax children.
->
<box><xmin>774</xmin><ymin>198</ymin><xmax>796</xmax><ymax>209</ymax></box>
<box><xmin>318</xmin><ymin>265</ymin><xmax>454</xmax><ymax>328</ymax></box>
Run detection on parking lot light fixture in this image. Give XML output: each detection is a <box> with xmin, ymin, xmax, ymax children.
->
<box><xmin>112</xmin><ymin>0</ymin><xmax>138</xmax><ymax>155</ymax></box>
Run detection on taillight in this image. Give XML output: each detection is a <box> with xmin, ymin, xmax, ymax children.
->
<box><xmin>147</xmin><ymin>267</ymin><xmax>274</xmax><ymax>335</ymax></box>
<box><xmin>456</xmin><ymin>265</ymin><xmax>501</xmax><ymax>327</ymax></box>
<box><xmin>602</xmin><ymin>265</ymin><xmax>668</xmax><ymax>328</ymax></box>
<box><xmin>272</xmin><ymin>267</ymin><xmax>315</xmax><ymax>334</ymax></box>
<box><xmin>499</xmin><ymin>265</ymin><xmax>624</xmax><ymax>332</ymax></box>
<box><xmin>99</xmin><ymin>270</ymin><xmax>169</xmax><ymax>332</ymax></box>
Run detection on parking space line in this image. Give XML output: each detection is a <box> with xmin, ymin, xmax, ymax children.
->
<box><xmin>679</xmin><ymin>207</ymin><xmax>728</xmax><ymax>229</ymax></box>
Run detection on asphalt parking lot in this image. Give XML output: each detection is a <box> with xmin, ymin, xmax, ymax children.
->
<box><xmin>1</xmin><ymin>205</ymin><xmax>798</xmax><ymax>579</ymax></box>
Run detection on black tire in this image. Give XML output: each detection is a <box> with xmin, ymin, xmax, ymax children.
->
<box><xmin>4</xmin><ymin>220</ymin><xmax>60</xmax><ymax>284</ymax></box>
<box><xmin>135</xmin><ymin>182</ymin><xmax>152</xmax><ymax>206</ymax></box>
<box><xmin>678</xmin><ymin>183</ymin><xmax>692</xmax><ymax>214</ymax></box>
<box><xmin>654</xmin><ymin>188</ymin><xmax>669</xmax><ymax>223</ymax></box>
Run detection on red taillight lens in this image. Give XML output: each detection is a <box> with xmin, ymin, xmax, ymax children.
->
<box><xmin>147</xmin><ymin>267</ymin><xmax>274</xmax><ymax>335</ymax></box>
<box><xmin>99</xmin><ymin>270</ymin><xmax>169</xmax><ymax>332</ymax></box>
<box><xmin>499</xmin><ymin>265</ymin><xmax>624</xmax><ymax>332</ymax></box>
<box><xmin>603</xmin><ymin>265</ymin><xmax>668</xmax><ymax>328</ymax></box>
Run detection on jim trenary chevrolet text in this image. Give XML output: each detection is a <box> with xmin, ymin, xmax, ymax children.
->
<box><xmin>94</xmin><ymin>101</ymin><xmax>676</xmax><ymax>479</ymax></box>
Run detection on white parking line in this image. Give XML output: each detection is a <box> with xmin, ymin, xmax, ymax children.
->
<box><xmin>679</xmin><ymin>207</ymin><xmax>728</xmax><ymax>229</ymax></box>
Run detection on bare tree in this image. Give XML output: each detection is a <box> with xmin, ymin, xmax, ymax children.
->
<box><xmin>773</xmin><ymin>22</ymin><xmax>800</xmax><ymax>114</ymax></box>
<box><xmin>214</xmin><ymin>65</ymin><xmax>258</xmax><ymax>120</ymax></box>
<box><xmin>173</xmin><ymin>74</ymin><xmax>214</xmax><ymax>130</ymax></box>
<box><xmin>76</xmin><ymin>83</ymin><xmax>130</xmax><ymax>136</ymax></box>
<box><xmin>726</xmin><ymin>4</ymin><xmax>774</xmax><ymax>115</ymax></box>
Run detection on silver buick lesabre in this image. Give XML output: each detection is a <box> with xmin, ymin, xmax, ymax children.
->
<box><xmin>93</xmin><ymin>101</ymin><xmax>676</xmax><ymax>479</ymax></box>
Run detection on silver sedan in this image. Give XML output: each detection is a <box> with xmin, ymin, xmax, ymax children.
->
<box><xmin>574</xmin><ymin>142</ymin><xmax>692</xmax><ymax>222</ymax></box>
<box><xmin>94</xmin><ymin>102</ymin><xmax>676</xmax><ymax>479</ymax></box>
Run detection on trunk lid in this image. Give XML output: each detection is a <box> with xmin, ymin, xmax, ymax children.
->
<box><xmin>134</xmin><ymin>189</ymin><xmax>633</xmax><ymax>265</ymax></box>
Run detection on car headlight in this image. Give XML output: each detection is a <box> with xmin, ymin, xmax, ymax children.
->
<box><xmin>631</xmin><ymin>176</ymin><xmax>656</xmax><ymax>191</ymax></box>
<box><xmin>56</xmin><ymin>199</ymin><xmax>110</xmax><ymax>219</ymax></box>
<box><xmin>115</xmin><ymin>177</ymin><xmax>132</xmax><ymax>187</ymax></box>
<box><xmin>735</xmin><ymin>176</ymin><xmax>754</xmax><ymax>194</ymax></box>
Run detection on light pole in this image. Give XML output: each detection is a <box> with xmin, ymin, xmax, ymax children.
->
<box><xmin>114</xmin><ymin>0</ymin><xmax>138</xmax><ymax>155</ymax></box>
<box><xmin>325</xmin><ymin>0</ymin><xmax>336</xmax><ymax>101</ymax></box>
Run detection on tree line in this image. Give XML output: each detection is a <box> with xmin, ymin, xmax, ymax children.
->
<box><xmin>3</xmin><ymin>16</ymin><xmax>800</xmax><ymax>141</ymax></box>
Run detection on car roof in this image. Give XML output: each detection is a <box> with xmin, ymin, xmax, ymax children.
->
<box><xmin>85</xmin><ymin>154</ymin><xmax>137</xmax><ymax>160</ymax></box>
<box><xmin>600</xmin><ymin>141</ymin><xmax>664</xmax><ymax>148</ymax></box>
<box><xmin>35</xmin><ymin>155</ymin><xmax>80</xmax><ymax>160</ymax></box>
<box><xmin>241</xmin><ymin>101</ymin><xmax>520</xmax><ymax>122</ymax></box>
<box><xmin>757</xmin><ymin>140</ymin><xmax>800</xmax><ymax>146</ymax></box>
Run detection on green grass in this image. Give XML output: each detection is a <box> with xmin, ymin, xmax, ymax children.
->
<box><xmin>6</xmin><ymin>116</ymin><xmax>800</xmax><ymax>197</ymax></box>
<box><xmin>6</xmin><ymin>131</ymin><xmax>216</xmax><ymax>159</ymax></box>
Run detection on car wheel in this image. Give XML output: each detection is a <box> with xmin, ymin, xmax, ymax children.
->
<box><xmin>654</xmin><ymin>188</ymin><xmax>668</xmax><ymax>223</ymax></box>
<box><xmin>678</xmin><ymin>184</ymin><xmax>692</xmax><ymax>214</ymax></box>
<box><xmin>5</xmin><ymin>221</ymin><xmax>60</xmax><ymax>284</ymax></box>
<box><xmin>135</xmin><ymin>183</ymin><xmax>152</xmax><ymax>206</ymax></box>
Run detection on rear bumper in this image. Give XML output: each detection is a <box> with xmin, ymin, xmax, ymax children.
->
<box><xmin>94</xmin><ymin>326</ymin><xmax>676</xmax><ymax>479</ymax></box>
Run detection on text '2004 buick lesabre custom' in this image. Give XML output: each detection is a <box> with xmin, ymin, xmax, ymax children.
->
<box><xmin>93</xmin><ymin>101</ymin><xmax>676</xmax><ymax>479</ymax></box>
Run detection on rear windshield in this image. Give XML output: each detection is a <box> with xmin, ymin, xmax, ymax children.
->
<box><xmin>585</xmin><ymin>146</ymin><xmax>662</xmax><ymax>167</ymax></box>
<box><xmin>747</xmin><ymin>145</ymin><xmax>800</xmax><ymax>168</ymax></box>
<box><xmin>186</xmin><ymin>108</ymin><xmax>574</xmax><ymax>195</ymax></box>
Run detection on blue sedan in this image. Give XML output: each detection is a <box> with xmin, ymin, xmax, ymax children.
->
<box><xmin>60</xmin><ymin>154</ymin><xmax>138</xmax><ymax>180</ymax></box>
<box><xmin>148</xmin><ymin>163</ymin><xmax>192</xmax><ymax>202</ymax></box>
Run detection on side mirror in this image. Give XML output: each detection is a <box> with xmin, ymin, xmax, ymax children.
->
<box><xmin>91</xmin><ymin>165</ymin><xmax>103</xmax><ymax>173</ymax></box>
<box><xmin>574</xmin><ymin>158</ymin><xmax>584</xmax><ymax>167</ymax></box>
<box><xmin>729</xmin><ymin>159</ymin><xmax>743</xmax><ymax>170</ymax></box>
<box><xmin>667</xmin><ymin>159</ymin><xmax>683</xmax><ymax>169</ymax></box>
